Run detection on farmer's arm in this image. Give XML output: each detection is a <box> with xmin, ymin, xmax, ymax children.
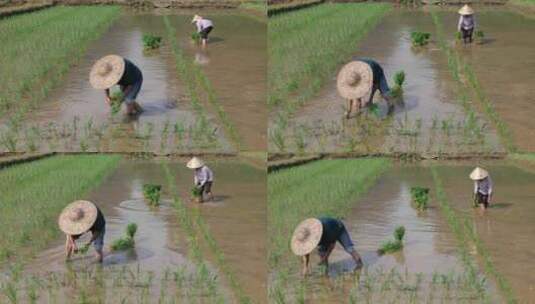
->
<box><xmin>121</xmin><ymin>85</ymin><xmax>133</xmax><ymax>96</ymax></box>
<box><xmin>301</xmin><ymin>254</ymin><xmax>310</xmax><ymax>276</ymax></box>
<box><xmin>458</xmin><ymin>16</ymin><xmax>462</xmax><ymax>31</ymax></box>
<box><xmin>487</xmin><ymin>178</ymin><xmax>493</xmax><ymax>203</ymax></box>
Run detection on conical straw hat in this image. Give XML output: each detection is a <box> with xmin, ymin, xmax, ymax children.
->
<box><xmin>470</xmin><ymin>167</ymin><xmax>489</xmax><ymax>180</ymax></box>
<box><xmin>458</xmin><ymin>5</ymin><xmax>474</xmax><ymax>15</ymax></box>
<box><xmin>89</xmin><ymin>55</ymin><xmax>125</xmax><ymax>89</ymax></box>
<box><xmin>192</xmin><ymin>14</ymin><xmax>202</xmax><ymax>23</ymax></box>
<box><xmin>291</xmin><ymin>218</ymin><xmax>323</xmax><ymax>256</ymax></box>
<box><xmin>336</xmin><ymin>61</ymin><xmax>373</xmax><ymax>100</ymax></box>
<box><xmin>58</xmin><ymin>200</ymin><xmax>98</xmax><ymax>235</ymax></box>
<box><xmin>187</xmin><ymin>157</ymin><xmax>205</xmax><ymax>169</ymax></box>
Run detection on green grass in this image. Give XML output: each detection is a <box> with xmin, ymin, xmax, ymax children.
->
<box><xmin>0</xmin><ymin>6</ymin><xmax>120</xmax><ymax>120</ymax></box>
<box><xmin>268</xmin><ymin>158</ymin><xmax>390</xmax><ymax>301</ymax></box>
<box><xmin>0</xmin><ymin>155</ymin><xmax>120</xmax><ymax>263</ymax></box>
<box><xmin>240</xmin><ymin>0</ymin><xmax>267</xmax><ymax>12</ymax></box>
<box><xmin>268</xmin><ymin>3</ymin><xmax>390</xmax><ymax>149</ymax></box>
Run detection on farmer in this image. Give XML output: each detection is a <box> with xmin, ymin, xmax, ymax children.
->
<box><xmin>458</xmin><ymin>5</ymin><xmax>476</xmax><ymax>44</ymax></box>
<box><xmin>470</xmin><ymin>167</ymin><xmax>493</xmax><ymax>210</ymax></box>
<box><xmin>187</xmin><ymin>157</ymin><xmax>214</xmax><ymax>203</ymax></box>
<box><xmin>58</xmin><ymin>200</ymin><xmax>106</xmax><ymax>263</ymax></box>
<box><xmin>337</xmin><ymin>58</ymin><xmax>393</xmax><ymax>119</ymax></box>
<box><xmin>90</xmin><ymin>54</ymin><xmax>143</xmax><ymax>116</ymax></box>
<box><xmin>192</xmin><ymin>15</ymin><xmax>214</xmax><ymax>47</ymax></box>
<box><xmin>291</xmin><ymin>217</ymin><xmax>363</xmax><ymax>276</ymax></box>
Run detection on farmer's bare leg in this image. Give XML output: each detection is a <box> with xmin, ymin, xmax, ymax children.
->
<box><xmin>301</xmin><ymin>254</ymin><xmax>311</xmax><ymax>277</ymax></box>
<box><xmin>345</xmin><ymin>99</ymin><xmax>353</xmax><ymax>118</ymax></box>
<box><xmin>95</xmin><ymin>248</ymin><xmax>103</xmax><ymax>263</ymax></box>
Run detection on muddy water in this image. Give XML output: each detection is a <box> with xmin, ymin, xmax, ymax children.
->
<box><xmin>22</xmin><ymin>12</ymin><xmax>231</xmax><ymax>152</ymax></box>
<box><xmin>435</xmin><ymin>163</ymin><xmax>535</xmax><ymax>302</ymax></box>
<box><xmin>437</xmin><ymin>9</ymin><xmax>535</xmax><ymax>152</ymax></box>
<box><xmin>168</xmin><ymin>12</ymin><xmax>267</xmax><ymax>151</ymax></box>
<box><xmin>19</xmin><ymin>160</ymin><xmax>208</xmax><ymax>301</ymax></box>
<box><xmin>301</xmin><ymin>166</ymin><xmax>468</xmax><ymax>301</ymax></box>
<box><xmin>283</xmin><ymin>10</ymin><xmax>502</xmax><ymax>154</ymax></box>
<box><xmin>166</xmin><ymin>159</ymin><xmax>267</xmax><ymax>302</ymax></box>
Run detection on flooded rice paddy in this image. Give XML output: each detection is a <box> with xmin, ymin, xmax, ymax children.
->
<box><xmin>2</xmin><ymin>8</ymin><xmax>266</xmax><ymax>153</ymax></box>
<box><xmin>435</xmin><ymin>162</ymin><xmax>535</xmax><ymax>302</ymax></box>
<box><xmin>0</xmin><ymin>157</ymin><xmax>266</xmax><ymax>303</ymax></box>
<box><xmin>274</xmin><ymin>8</ymin><xmax>535</xmax><ymax>154</ymax></box>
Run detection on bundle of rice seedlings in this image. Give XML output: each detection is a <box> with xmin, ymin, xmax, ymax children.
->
<box><xmin>110</xmin><ymin>91</ymin><xmax>124</xmax><ymax>115</ymax></box>
<box><xmin>111</xmin><ymin>223</ymin><xmax>138</xmax><ymax>251</ymax></box>
<box><xmin>143</xmin><ymin>184</ymin><xmax>162</xmax><ymax>206</ymax></box>
<box><xmin>411</xmin><ymin>31</ymin><xmax>431</xmax><ymax>47</ymax></box>
<box><xmin>191</xmin><ymin>32</ymin><xmax>201</xmax><ymax>43</ymax></box>
<box><xmin>410</xmin><ymin>187</ymin><xmax>429</xmax><ymax>210</ymax></box>
<box><xmin>142</xmin><ymin>34</ymin><xmax>162</xmax><ymax>50</ymax></box>
<box><xmin>390</xmin><ymin>70</ymin><xmax>406</xmax><ymax>98</ymax></box>
<box><xmin>378</xmin><ymin>226</ymin><xmax>406</xmax><ymax>254</ymax></box>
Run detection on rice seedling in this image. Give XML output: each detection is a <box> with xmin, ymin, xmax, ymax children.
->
<box><xmin>410</xmin><ymin>186</ymin><xmax>429</xmax><ymax>210</ymax></box>
<box><xmin>141</xmin><ymin>33</ymin><xmax>162</xmax><ymax>50</ymax></box>
<box><xmin>191</xmin><ymin>32</ymin><xmax>201</xmax><ymax>43</ymax></box>
<box><xmin>111</xmin><ymin>223</ymin><xmax>138</xmax><ymax>251</ymax></box>
<box><xmin>0</xmin><ymin>155</ymin><xmax>120</xmax><ymax>264</ymax></box>
<box><xmin>191</xmin><ymin>186</ymin><xmax>203</xmax><ymax>203</ymax></box>
<box><xmin>390</xmin><ymin>70</ymin><xmax>406</xmax><ymax>98</ymax></box>
<box><xmin>378</xmin><ymin>226</ymin><xmax>405</xmax><ymax>254</ymax></box>
<box><xmin>475</xmin><ymin>30</ymin><xmax>485</xmax><ymax>42</ymax></box>
<box><xmin>109</xmin><ymin>91</ymin><xmax>124</xmax><ymax>115</ymax></box>
<box><xmin>410</xmin><ymin>31</ymin><xmax>431</xmax><ymax>47</ymax></box>
<box><xmin>142</xmin><ymin>184</ymin><xmax>161</xmax><ymax>206</ymax></box>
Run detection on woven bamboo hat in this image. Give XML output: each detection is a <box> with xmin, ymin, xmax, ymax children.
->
<box><xmin>89</xmin><ymin>55</ymin><xmax>125</xmax><ymax>89</ymax></box>
<box><xmin>58</xmin><ymin>200</ymin><xmax>98</xmax><ymax>235</ymax></box>
<box><xmin>458</xmin><ymin>5</ymin><xmax>474</xmax><ymax>15</ymax></box>
<box><xmin>470</xmin><ymin>167</ymin><xmax>489</xmax><ymax>180</ymax></box>
<box><xmin>187</xmin><ymin>157</ymin><xmax>205</xmax><ymax>169</ymax></box>
<box><xmin>291</xmin><ymin>218</ymin><xmax>323</xmax><ymax>256</ymax></box>
<box><xmin>192</xmin><ymin>14</ymin><xmax>202</xmax><ymax>23</ymax></box>
<box><xmin>336</xmin><ymin>61</ymin><xmax>373</xmax><ymax>100</ymax></box>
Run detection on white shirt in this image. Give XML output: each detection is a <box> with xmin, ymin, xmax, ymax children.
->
<box><xmin>194</xmin><ymin>166</ymin><xmax>213</xmax><ymax>186</ymax></box>
<box><xmin>474</xmin><ymin>176</ymin><xmax>492</xmax><ymax>195</ymax></box>
<box><xmin>195</xmin><ymin>19</ymin><xmax>213</xmax><ymax>32</ymax></box>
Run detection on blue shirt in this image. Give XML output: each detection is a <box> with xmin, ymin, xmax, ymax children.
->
<box><xmin>317</xmin><ymin>217</ymin><xmax>344</xmax><ymax>247</ymax></box>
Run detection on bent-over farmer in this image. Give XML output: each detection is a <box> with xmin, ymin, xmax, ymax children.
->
<box><xmin>337</xmin><ymin>58</ymin><xmax>393</xmax><ymax>119</ymax></box>
<box><xmin>470</xmin><ymin>167</ymin><xmax>493</xmax><ymax>210</ymax></box>
<box><xmin>291</xmin><ymin>217</ymin><xmax>363</xmax><ymax>276</ymax></box>
<box><xmin>59</xmin><ymin>200</ymin><xmax>106</xmax><ymax>263</ymax></box>
<box><xmin>187</xmin><ymin>157</ymin><xmax>214</xmax><ymax>203</ymax></box>
<box><xmin>192</xmin><ymin>15</ymin><xmax>214</xmax><ymax>47</ymax></box>
<box><xmin>90</xmin><ymin>54</ymin><xmax>143</xmax><ymax>115</ymax></box>
<box><xmin>458</xmin><ymin>5</ymin><xmax>476</xmax><ymax>44</ymax></box>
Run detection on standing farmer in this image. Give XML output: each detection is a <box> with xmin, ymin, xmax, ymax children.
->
<box><xmin>187</xmin><ymin>157</ymin><xmax>214</xmax><ymax>203</ymax></box>
<box><xmin>90</xmin><ymin>55</ymin><xmax>143</xmax><ymax>116</ymax></box>
<box><xmin>458</xmin><ymin>5</ymin><xmax>476</xmax><ymax>44</ymax></box>
<box><xmin>59</xmin><ymin>200</ymin><xmax>106</xmax><ymax>263</ymax></box>
<box><xmin>470</xmin><ymin>167</ymin><xmax>493</xmax><ymax>210</ymax></box>
<box><xmin>192</xmin><ymin>15</ymin><xmax>214</xmax><ymax>48</ymax></box>
<box><xmin>291</xmin><ymin>217</ymin><xmax>363</xmax><ymax>276</ymax></box>
<box><xmin>337</xmin><ymin>58</ymin><xmax>393</xmax><ymax>119</ymax></box>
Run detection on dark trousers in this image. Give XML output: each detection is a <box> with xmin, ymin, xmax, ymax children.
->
<box><xmin>461</xmin><ymin>28</ymin><xmax>473</xmax><ymax>43</ymax></box>
<box><xmin>475</xmin><ymin>192</ymin><xmax>489</xmax><ymax>208</ymax></box>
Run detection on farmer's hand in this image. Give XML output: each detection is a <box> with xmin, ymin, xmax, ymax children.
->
<box><xmin>105</xmin><ymin>96</ymin><xmax>111</xmax><ymax>105</ymax></box>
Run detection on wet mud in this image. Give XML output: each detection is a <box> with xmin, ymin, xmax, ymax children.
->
<box><xmin>165</xmin><ymin>158</ymin><xmax>267</xmax><ymax>302</ymax></box>
<box><xmin>168</xmin><ymin>11</ymin><xmax>268</xmax><ymax>151</ymax></box>
<box><xmin>2</xmin><ymin>158</ymin><xmax>266</xmax><ymax>302</ymax></box>
<box><xmin>438</xmin><ymin>9</ymin><xmax>535</xmax><ymax>152</ymax></box>
<box><xmin>435</xmin><ymin>163</ymin><xmax>535</xmax><ymax>302</ymax></box>
<box><xmin>277</xmin><ymin>10</ymin><xmax>503</xmax><ymax>154</ymax></box>
<box><xmin>302</xmin><ymin>166</ymin><xmax>471</xmax><ymax>302</ymax></box>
